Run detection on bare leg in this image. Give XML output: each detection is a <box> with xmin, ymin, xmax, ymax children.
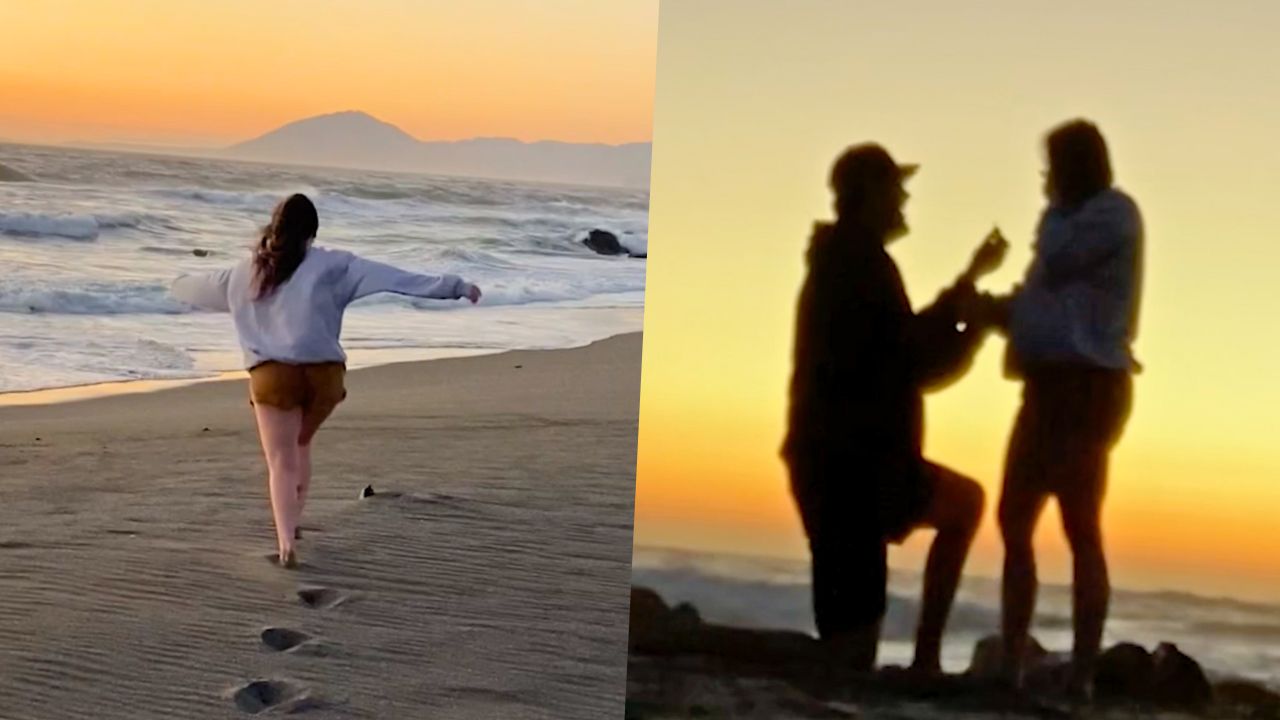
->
<box><xmin>294</xmin><ymin>398</ymin><xmax>338</xmax><ymax>538</ymax></box>
<box><xmin>296</xmin><ymin>441</ymin><xmax>312</xmax><ymax>529</ymax></box>
<box><xmin>253</xmin><ymin>404</ymin><xmax>304</xmax><ymax>566</ymax></box>
<box><xmin>999</xmin><ymin>484</ymin><xmax>1048</xmax><ymax>688</ymax></box>
<box><xmin>911</xmin><ymin>464</ymin><xmax>986</xmax><ymax>674</ymax></box>
<box><xmin>998</xmin><ymin>398</ymin><xmax>1051</xmax><ymax>689</ymax></box>
<box><xmin>289</xmin><ymin>442</ymin><xmax>311</xmax><ymax>540</ymax></box>
<box><xmin>1059</xmin><ymin>448</ymin><xmax>1110</xmax><ymax>699</ymax></box>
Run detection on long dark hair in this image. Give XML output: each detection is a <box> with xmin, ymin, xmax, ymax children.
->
<box><xmin>254</xmin><ymin>193</ymin><xmax>318</xmax><ymax>298</ymax></box>
<box><xmin>1045</xmin><ymin>119</ymin><xmax>1113</xmax><ymax>208</ymax></box>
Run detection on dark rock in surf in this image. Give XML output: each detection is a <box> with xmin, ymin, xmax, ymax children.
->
<box><xmin>1150</xmin><ymin>642</ymin><xmax>1213</xmax><ymax>710</ymax></box>
<box><xmin>583</xmin><ymin>228</ymin><xmax>645</xmax><ymax>258</ymax></box>
<box><xmin>966</xmin><ymin>633</ymin><xmax>1049</xmax><ymax>681</ymax></box>
<box><xmin>1095</xmin><ymin>642</ymin><xmax>1154</xmax><ymax>701</ymax></box>
<box><xmin>628</xmin><ymin>586</ymin><xmax>821</xmax><ymax>666</ymax></box>
<box><xmin>583</xmin><ymin>229</ymin><xmax>627</xmax><ymax>255</ymax></box>
<box><xmin>192</xmin><ymin>248</ymin><xmax>212</xmax><ymax>257</ymax></box>
<box><xmin>360</xmin><ymin>484</ymin><xmax>375</xmax><ymax>499</ymax></box>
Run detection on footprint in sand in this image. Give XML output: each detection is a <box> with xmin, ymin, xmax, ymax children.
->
<box><xmin>230</xmin><ymin>679</ymin><xmax>318</xmax><ymax>714</ymax></box>
<box><xmin>360</xmin><ymin>485</ymin><xmax>472</xmax><ymax>509</ymax></box>
<box><xmin>260</xmin><ymin>627</ymin><xmax>312</xmax><ymax>652</ymax></box>
<box><xmin>259</xmin><ymin>627</ymin><xmax>335</xmax><ymax>657</ymax></box>
<box><xmin>296</xmin><ymin>586</ymin><xmax>350</xmax><ymax>610</ymax></box>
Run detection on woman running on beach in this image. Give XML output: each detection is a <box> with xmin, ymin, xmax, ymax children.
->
<box><xmin>170</xmin><ymin>193</ymin><xmax>482</xmax><ymax>568</ymax></box>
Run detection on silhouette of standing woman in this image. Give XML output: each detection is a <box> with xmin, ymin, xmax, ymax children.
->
<box><xmin>989</xmin><ymin>120</ymin><xmax>1144</xmax><ymax>699</ymax></box>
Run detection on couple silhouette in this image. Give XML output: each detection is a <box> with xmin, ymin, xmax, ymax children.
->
<box><xmin>782</xmin><ymin>119</ymin><xmax>1143</xmax><ymax>700</ymax></box>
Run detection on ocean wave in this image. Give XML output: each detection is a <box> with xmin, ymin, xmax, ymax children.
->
<box><xmin>630</xmin><ymin>565</ymin><xmax>1017</xmax><ymax>642</ymax></box>
<box><xmin>0</xmin><ymin>281</ymin><xmax>186</xmax><ymax>315</ymax></box>
<box><xmin>1187</xmin><ymin>620</ymin><xmax>1280</xmax><ymax>641</ymax></box>
<box><xmin>153</xmin><ymin>185</ymin><xmax>428</xmax><ymax>219</ymax></box>
<box><xmin>0</xmin><ymin>211</ymin><xmax>157</xmax><ymax>241</ymax></box>
<box><xmin>0</xmin><ymin>162</ymin><xmax>35</xmax><ymax>182</ymax></box>
<box><xmin>320</xmin><ymin>183</ymin><xmax>417</xmax><ymax>201</ymax></box>
<box><xmin>151</xmin><ymin>187</ymin><xmax>290</xmax><ymax>209</ymax></box>
<box><xmin>0</xmin><ymin>333</ymin><xmax>203</xmax><ymax>394</ymax></box>
<box><xmin>433</xmin><ymin>246</ymin><xmax>525</xmax><ymax>269</ymax></box>
<box><xmin>354</xmin><ymin>273</ymin><xmax>646</xmax><ymax>310</ymax></box>
<box><xmin>0</xmin><ymin>269</ymin><xmax>642</xmax><ymax>316</ymax></box>
<box><xmin>0</xmin><ymin>212</ymin><xmax>97</xmax><ymax>240</ymax></box>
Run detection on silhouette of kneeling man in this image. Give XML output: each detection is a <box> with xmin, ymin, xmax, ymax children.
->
<box><xmin>782</xmin><ymin>143</ymin><xmax>1007</xmax><ymax>673</ymax></box>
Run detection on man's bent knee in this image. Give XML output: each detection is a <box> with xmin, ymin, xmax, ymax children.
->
<box><xmin>960</xmin><ymin>478</ymin><xmax>986</xmax><ymax>530</ymax></box>
<box><xmin>926</xmin><ymin>465</ymin><xmax>986</xmax><ymax>532</ymax></box>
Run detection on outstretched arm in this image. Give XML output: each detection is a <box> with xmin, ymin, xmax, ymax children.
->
<box><xmin>340</xmin><ymin>254</ymin><xmax>480</xmax><ymax>304</ymax></box>
<box><xmin>171</xmin><ymin>268</ymin><xmax>233</xmax><ymax>311</ymax></box>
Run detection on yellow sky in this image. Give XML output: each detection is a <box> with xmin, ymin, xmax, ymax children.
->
<box><xmin>0</xmin><ymin>0</ymin><xmax>656</xmax><ymax>145</ymax></box>
<box><xmin>636</xmin><ymin>0</ymin><xmax>1280</xmax><ymax>603</ymax></box>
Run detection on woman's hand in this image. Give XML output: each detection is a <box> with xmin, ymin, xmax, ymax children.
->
<box><xmin>466</xmin><ymin>284</ymin><xmax>483</xmax><ymax>304</ymax></box>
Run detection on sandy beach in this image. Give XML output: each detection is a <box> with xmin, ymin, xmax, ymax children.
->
<box><xmin>0</xmin><ymin>334</ymin><xmax>640</xmax><ymax>718</ymax></box>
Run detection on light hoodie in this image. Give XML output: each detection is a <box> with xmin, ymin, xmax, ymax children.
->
<box><xmin>1008</xmin><ymin>187</ymin><xmax>1143</xmax><ymax>373</ymax></box>
<box><xmin>171</xmin><ymin>246</ymin><xmax>475</xmax><ymax>369</ymax></box>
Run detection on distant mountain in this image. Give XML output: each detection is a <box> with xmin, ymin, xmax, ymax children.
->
<box><xmin>224</xmin><ymin>111</ymin><xmax>651</xmax><ymax>189</ymax></box>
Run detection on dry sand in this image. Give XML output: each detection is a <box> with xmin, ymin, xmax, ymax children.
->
<box><xmin>0</xmin><ymin>334</ymin><xmax>641</xmax><ymax>719</ymax></box>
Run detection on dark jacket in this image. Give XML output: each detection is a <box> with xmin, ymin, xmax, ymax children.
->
<box><xmin>782</xmin><ymin>221</ymin><xmax>985</xmax><ymax>527</ymax></box>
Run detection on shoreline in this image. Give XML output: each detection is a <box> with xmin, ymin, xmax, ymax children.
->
<box><xmin>0</xmin><ymin>334</ymin><xmax>631</xmax><ymax>408</ymax></box>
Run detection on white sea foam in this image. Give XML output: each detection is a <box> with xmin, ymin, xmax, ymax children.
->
<box><xmin>0</xmin><ymin>144</ymin><xmax>648</xmax><ymax>392</ymax></box>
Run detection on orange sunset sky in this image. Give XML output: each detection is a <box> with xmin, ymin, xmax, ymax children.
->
<box><xmin>0</xmin><ymin>0</ymin><xmax>657</xmax><ymax>146</ymax></box>
<box><xmin>636</xmin><ymin>0</ymin><xmax>1280</xmax><ymax>603</ymax></box>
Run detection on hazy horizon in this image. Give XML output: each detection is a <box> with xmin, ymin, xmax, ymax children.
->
<box><xmin>1</xmin><ymin>109</ymin><xmax>656</xmax><ymax>151</ymax></box>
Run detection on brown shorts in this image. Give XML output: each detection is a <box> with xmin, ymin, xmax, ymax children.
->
<box><xmin>248</xmin><ymin>362</ymin><xmax>347</xmax><ymax>440</ymax></box>
<box><xmin>1003</xmin><ymin>364</ymin><xmax>1132</xmax><ymax>501</ymax></box>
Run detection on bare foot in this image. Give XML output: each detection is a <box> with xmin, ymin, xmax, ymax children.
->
<box><xmin>908</xmin><ymin>657</ymin><xmax>943</xmax><ymax>678</ymax></box>
<box><xmin>279</xmin><ymin>549</ymin><xmax>299</xmax><ymax>569</ymax></box>
<box><xmin>881</xmin><ymin>662</ymin><xmax>947</xmax><ymax>694</ymax></box>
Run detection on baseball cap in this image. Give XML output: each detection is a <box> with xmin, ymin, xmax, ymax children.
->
<box><xmin>830</xmin><ymin>143</ymin><xmax>917</xmax><ymax>197</ymax></box>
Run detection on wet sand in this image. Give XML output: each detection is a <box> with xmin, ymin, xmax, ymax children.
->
<box><xmin>0</xmin><ymin>334</ymin><xmax>640</xmax><ymax>719</ymax></box>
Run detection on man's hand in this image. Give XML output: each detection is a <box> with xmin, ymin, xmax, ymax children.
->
<box><xmin>963</xmin><ymin>227</ymin><xmax>1009</xmax><ymax>283</ymax></box>
<box><xmin>969</xmin><ymin>291</ymin><xmax>1016</xmax><ymax>332</ymax></box>
<box><xmin>466</xmin><ymin>284</ymin><xmax>483</xmax><ymax>304</ymax></box>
